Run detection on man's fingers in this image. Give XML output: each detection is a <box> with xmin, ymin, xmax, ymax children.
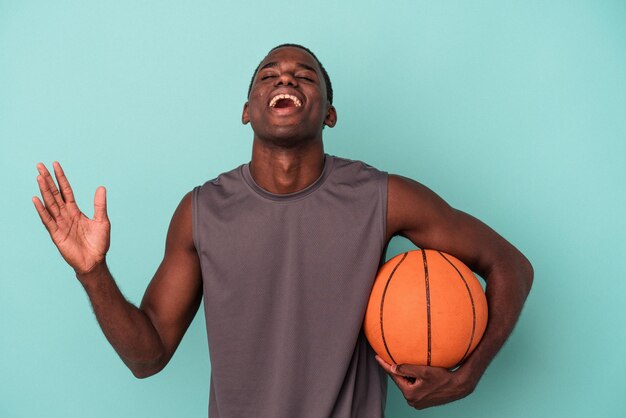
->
<box><xmin>52</xmin><ymin>161</ymin><xmax>78</xmax><ymax>212</ymax></box>
<box><xmin>394</xmin><ymin>364</ymin><xmax>421</xmax><ymax>378</ymax></box>
<box><xmin>376</xmin><ymin>358</ymin><xmax>425</xmax><ymax>408</ymax></box>
<box><xmin>39</xmin><ymin>163</ymin><xmax>64</xmax><ymax>208</ymax></box>
<box><xmin>388</xmin><ymin>370</ymin><xmax>418</xmax><ymax>392</ymax></box>
<box><xmin>32</xmin><ymin>196</ymin><xmax>58</xmax><ymax>234</ymax></box>
<box><xmin>93</xmin><ymin>186</ymin><xmax>108</xmax><ymax>222</ymax></box>
<box><xmin>36</xmin><ymin>163</ymin><xmax>64</xmax><ymax>215</ymax></box>
<box><xmin>36</xmin><ymin>172</ymin><xmax>61</xmax><ymax>217</ymax></box>
<box><xmin>375</xmin><ymin>355</ymin><xmax>395</xmax><ymax>374</ymax></box>
<box><xmin>375</xmin><ymin>356</ymin><xmax>421</xmax><ymax>389</ymax></box>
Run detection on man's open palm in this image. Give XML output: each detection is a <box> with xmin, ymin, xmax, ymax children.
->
<box><xmin>33</xmin><ymin>162</ymin><xmax>110</xmax><ymax>275</ymax></box>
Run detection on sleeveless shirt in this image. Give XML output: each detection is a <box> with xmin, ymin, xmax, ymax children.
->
<box><xmin>192</xmin><ymin>155</ymin><xmax>388</xmax><ymax>417</ymax></box>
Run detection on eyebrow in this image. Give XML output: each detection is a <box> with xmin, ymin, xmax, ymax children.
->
<box><xmin>259</xmin><ymin>61</ymin><xmax>318</xmax><ymax>73</ymax></box>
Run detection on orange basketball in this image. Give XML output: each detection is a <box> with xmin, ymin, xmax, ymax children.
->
<box><xmin>364</xmin><ymin>249</ymin><xmax>488</xmax><ymax>368</ymax></box>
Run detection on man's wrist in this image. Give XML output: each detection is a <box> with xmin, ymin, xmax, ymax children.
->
<box><xmin>455</xmin><ymin>357</ymin><xmax>487</xmax><ymax>392</ymax></box>
<box><xmin>76</xmin><ymin>260</ymin><xmax>109</xmax><ymax>288</ymax></box>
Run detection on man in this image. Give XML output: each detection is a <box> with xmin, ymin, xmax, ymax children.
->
<box><xmin>33</xmin><ymin>44</ymin><xmax>533</xmax><ymax>417</ymax></box>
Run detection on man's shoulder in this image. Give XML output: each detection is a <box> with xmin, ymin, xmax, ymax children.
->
<box><xmin>328</xmin><ymin>154</ymin><xmax>387</xmax><ymax>182</ymax></box>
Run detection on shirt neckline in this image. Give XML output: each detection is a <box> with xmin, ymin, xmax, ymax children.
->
<box><xmin>241</xmin><ymin>155</ymin><xmax>334</xmax><ymax>202</ymax></box>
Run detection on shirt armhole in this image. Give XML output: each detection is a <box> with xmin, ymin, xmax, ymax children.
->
<box><xmin>191</xmin><ymin>185</ymin><xmax>201</xmax><ymax>253</ymax></box>
<box><xmin>379</xmin><ymin>171</ymin><xmax>388</xmax><ymax>252</ymax></box>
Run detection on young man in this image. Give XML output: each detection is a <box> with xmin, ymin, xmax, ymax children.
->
<box><xmin>33</xmin><ymin>44</ymin><xmax>533</xmax><ymax>417</ymax></box>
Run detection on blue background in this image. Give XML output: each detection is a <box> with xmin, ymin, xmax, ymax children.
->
<box><xmin>1</xmin><ymin>1</ymin><xmax>625</xmax><ymax>416</ymax></box>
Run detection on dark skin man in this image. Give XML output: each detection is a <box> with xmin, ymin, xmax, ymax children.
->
<box><xmin>33</xmin><ymin>45</ymin><xmax>533</xmax><ymax>411</ymax></box>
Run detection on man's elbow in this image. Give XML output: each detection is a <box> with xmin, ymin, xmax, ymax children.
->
<box><xmin>493</xmin><ymin>247</ymin><xmax>534</xmax><ymax>298</ymax></box>
<box><xmin>130</xmin><ymin>366</ymin><xmax>154</xmax><ymax>379</ymax></box>
<box><xmin>125</xmin><ymin>355</ymin><xmax>168</xmax><ymax>379</ymax></box>
<box><xmin>517</xmin><ymin>253</ymin><xmax>534</xmax><ymax>297</ymax></box>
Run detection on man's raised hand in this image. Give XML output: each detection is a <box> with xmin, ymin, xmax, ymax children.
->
<box><xmin>33</xmin><ymin>162</ymin><xmax>110</xmax><ymax>275</ymax></box>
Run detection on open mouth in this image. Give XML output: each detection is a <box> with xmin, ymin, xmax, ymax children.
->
<box><xmin>269</xmin><ymin>94</ymin><xmax>302</xmax><ymax>109</ymax></box>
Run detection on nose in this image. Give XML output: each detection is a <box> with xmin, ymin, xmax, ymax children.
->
<box><xmin>274</xmin><ymin>72</ymin><xmax>298</xmax><ymax>87</ymax></box>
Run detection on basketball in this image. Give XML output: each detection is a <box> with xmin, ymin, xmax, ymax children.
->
<box><xmin>364</xmin><ymin>249</ymin><xmax>488</xmax><ymax>369</ymax></box>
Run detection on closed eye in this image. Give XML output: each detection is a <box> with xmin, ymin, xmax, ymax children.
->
<box><xmin>295</xmin><ymin>72</ymin><xmax>316</xmax><ymax>82</ymax></box>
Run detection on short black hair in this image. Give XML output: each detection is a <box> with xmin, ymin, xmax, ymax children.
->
<box><xmin>247</xmin><ymin>44</ymin><xmax>333</xmax><ymax>105</ymax></box>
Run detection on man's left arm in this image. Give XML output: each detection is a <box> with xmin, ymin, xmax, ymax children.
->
<box><xmin>379</xmin><ymin>174</ymin><xmax>534</xmax><ymax>410</ymax></box>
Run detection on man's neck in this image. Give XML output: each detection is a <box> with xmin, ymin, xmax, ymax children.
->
<box><xmin>249</xmin><ymin>138</ymin><xmax>325</xmax><ymax>194</ymax></box>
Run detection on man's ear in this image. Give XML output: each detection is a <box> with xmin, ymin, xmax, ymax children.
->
<box><xmin>324</xmin><ymin>105</ymin><xmax>337</xmax><ymax>128</ymax></box>
<box><xmin>242</xmin><ymin>102</ymin><xmax>250</xmax><ymax>124</ymax></box>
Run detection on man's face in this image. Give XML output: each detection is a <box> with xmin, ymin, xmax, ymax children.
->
<box><xmin>242</xmin><ymin>47</ymin><xmax>336</xmax><ymax>146</ymax></box>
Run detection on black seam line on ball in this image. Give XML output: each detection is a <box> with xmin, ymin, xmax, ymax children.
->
<box><xmin>438</xmin><ymin>251</ymin><xmax>477</xmax><ymax>367</ymax></box>
<box><xmin>422</xmin><ymin>249</ymin><xmax>432</xmax><ymax>366</ymax></box>
<box><xmin>380</xmin><ymin>251</ymin><xmax>408</xmax><ymax>365</ymax></box>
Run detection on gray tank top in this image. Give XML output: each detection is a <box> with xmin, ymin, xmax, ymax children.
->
<box><xmin>192</xmin><ymin>155</ymin><xmax>388</xmax><ymax>417</ymax></box>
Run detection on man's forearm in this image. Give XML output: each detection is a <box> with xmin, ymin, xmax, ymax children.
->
<box><xmin>457</xmin><ymin>251</ymin><xmax>534</xmax><ymax>387</ymax></box>
<box><xmin>77</xmin><ymin>262</ymin><xmax>166</xmax><ymax>378</ymax></box>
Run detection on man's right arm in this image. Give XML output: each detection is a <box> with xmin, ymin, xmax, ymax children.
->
<box><xmin>77</xmin><ymin>192</ymin><xmax>202</xmax><ymax>378</ymax></box>
<box><xmin>34</xmin><ymin>162</ymin><xmax>202</xmax><ymax>378</ymax></box>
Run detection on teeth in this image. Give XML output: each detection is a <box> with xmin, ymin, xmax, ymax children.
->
<box><xmin>269</xmin><ymin>94</ymin><xmax>302</xmax><ymax>108</ymax></box>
